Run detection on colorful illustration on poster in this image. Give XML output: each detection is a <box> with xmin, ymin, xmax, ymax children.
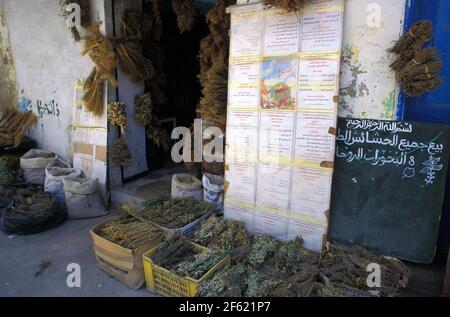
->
<box><xmin>261</xmin><ymin>59</ymin><xmax>297</xmax><ymax>110</ymax></box>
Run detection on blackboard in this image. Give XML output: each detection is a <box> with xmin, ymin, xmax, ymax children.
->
<box><xmin>329</xmin><ymin>118</ymin><xmax>450</xmax><ymax>263</ymax></box>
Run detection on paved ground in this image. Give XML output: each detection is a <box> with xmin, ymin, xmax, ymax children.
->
<box><xmin>0</xmin><ymin>211</ymin><xmax>153</xmax><ymax>297</ymax></box>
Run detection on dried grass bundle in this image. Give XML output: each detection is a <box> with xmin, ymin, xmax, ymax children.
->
<box><xmin>147</xmin><ymin>125</ymin><xmax>170</xmax><ymax>150</ymax></box>
<box><xmin>134</xmin><ymin>93</ymin><xmax>153</xmax><ymax>127</ymax></box>
<box><xmin>144</xmin><ymin>0</ymin><xmax>162</xmax><ymax>40</ymax></box>
<box><xmin>82</xmin><ymin>22</ymin><xmax>117</xmax><ymax>87</ymax></box>
<box><xmin>82</xmin><ymin>67</ymin><xmax>104</xmax><ymax>115</ymax></box>
<box><xmin>390</xmin><ymin>21</ymin><xmax>433</xmax><ymax>57</ymax></box>
<box><xmin>116</xmin><ymin>40</ymin><xmax>154</xmax><ymax>82</ymax></box>
<box><xmin>0</xmin><ymin>109</ymin><xmax>37</xmax><ymax>147</ymax></box>
<box><xmin>198</xmin><ymin>61</ymin><xmax>229</xmax><ymax>131</ymax></box>
<box><xmin>263</xmin><ymin>0</ymin><xmax>305</xmax><ymax>12</ymax></box>
<box><xmin>390</xmin><ymin>21</ymin><xmax>443</xmax><ymax>97</ymax></box>
<box><xmin>109</xmin><ymin>137</ymin><xmax>132</xmax><ymax>167</ymax></box>
<box><xmin>402</xmin><ymin>77</ymin><xmax>443</xmax><ymax>97</ymax></box>
<box><xmin>107</xmin><ymin>102</ymin><xmax>127</xmax><ymax>133</ymax></box>
<box><xmin>172</xmin><ymin>0</ymin><xmax>197</xmax><ymax>34</ymax></box>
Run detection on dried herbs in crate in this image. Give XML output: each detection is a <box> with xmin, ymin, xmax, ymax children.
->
<box><xmin>152</xmin><ymin>236</ymin><xmax>223</xmax><ymax>280</ymax></box>
<box><xmin>140</xmin><ymin>197</ymin><xmax>213</xmax><ymax>229</ymax></box>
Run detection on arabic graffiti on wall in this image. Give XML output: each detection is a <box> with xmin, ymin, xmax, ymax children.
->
<box><xmin>336</xmin><ymin>119</ymin><xmax>446</xmax><ymax>186</ymax></box>
<box><xmin>19</xmin><ymin>97</ymin><xmax>61</xmax><ymax>118</ymax></box>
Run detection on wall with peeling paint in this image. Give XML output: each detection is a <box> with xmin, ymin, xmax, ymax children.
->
<box><xmin>2</xmin><ymin>0</ymin><xmax>96</xmax><ymax>161</ymax></box>
<box><xmin>0</xmin><ymin>5</ymin><xmax>17</xmax><ymax>110</ymax></box>
<box><xmin>338</xmin><ymin>0</ymin><xmax>405</xmax><ymax>120</ymax></box>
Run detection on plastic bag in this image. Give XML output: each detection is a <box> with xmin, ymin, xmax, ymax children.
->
<box><xmin>63</xmin><ymin>176</ymin><xmax>108</xmax><ymax>219</ymax></box>
<box><xmin>0</xmin><ymin>197</ymin><xmax>67</xmax><ymax>235</ymax></box>
<box><xmin>171</xmin><ymin>174</ymin><xmax>203</xmax><ymax>201</ymax></box>
<box><xmin>20</xmin><ymin>149</ymin><xmax>57</xmax><ymax>185</ymax></box>
<box><xmin>202</xmin><ymin>173</ymin><xmax>224</xmax><ymax>212</ymax></box>
<box><xmin>44</xmin><ymin>159</ymin><xmax>81</xmax><ymax>204</ymax></box>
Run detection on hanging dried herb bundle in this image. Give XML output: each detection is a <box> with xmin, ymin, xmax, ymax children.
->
<box><xmin>390</xmin><ymin>21</ymin><xmax>443</xmax><ymax>97</ymax></box>
<box><xmin>107</xmin><ymin>102</ymin><xmax>127</xmax><ymax>133</ymax></box>
<box><xmin>82</xmin><ymin>22</ymin><xmax>117</xmax><ymax>86</ymax></box>
<box><xmin>172</xmin><ymin>0</ymin><xmax>197</xmax><ymax>34</ymax></box>
<box><xmin>97</xmin><ymin>212</ymin><xmax>162</xmax><ymax>249</ymax></box>
<box><xmin>141</xmin><ymin>197</ymin><xmax>213</xmax><ymax>229</ymax></box>
<box><xmin>115</xmin><ymin>40</ymin><xmax>154</xmax><ymax>82</ymax></box>
<box><xmin>61</xmin><ymin>0</ymin><xmax>90</xmax><ymax>41</ymax></box>
<box><xmin>134</xmin><ymin>93</ymin><xmax>154</xmax><ymax>127</ymax></box>
<box><xmin>319</xmin><ymin>243</ymin><xmax>411</xmax><ymax>297</ymax></box>
<box><xmin>390</xmin><ymin>21</ymin><xmax>433</xmax><ymax>58</ymax></box>
<box><xmin>263</xmin><ymin>0</ymin><xmax>305</xmax><ymax>12</ymax></box>
<box><xmin>0</xmin><ymin>109</ymin><xmax>37</xmax><ymax>147</ymax></box>
<box><xmin>109</xmin><ymin>137</ymin><xmax>132</xmax><ymax>167</ymax></box>
<box><xmin>147</xmin><ymin>125</ymin><xmax>170</xmax><ymax>150</ymax></box>
<box><xmin>82</xmin><ymin>67</ymin><xmax>104</xmax><ymax>115</ymax></box>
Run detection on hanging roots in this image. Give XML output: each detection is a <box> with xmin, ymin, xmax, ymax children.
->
<box><xmin>109</xmin><ymin>137</ymin><xmax>132</xmax><ymax>167</ymax></box>
<box><xmin>61</xmin><ymin>0</ymin><xmax>90</xmax><ymax>41</ymax></box>
<box><xmin>390</xmin><ymin>21</ymin><xmax>433</xmax><ymax>57</ymax></box>
<box><xmin>172</xmin><ymin>0</ymin><xmax>197</xmax><ymax>34</ymax></box>
<box><xmin>134</xmin><ymin>93</ymin><xmax>153</xmax><ymax>127</ymax></box>
<box><xmin>389</xmin><ymin>21</ymin><xmax>443</xmax><ymax>97</ymax></box>
<box><xmin>263</xmin><ymin>0</ymin><xmax>305</xmax><ymax>12</ymax></box>
<box><xmin>107</xmin><ymin>102</ymin><xmax>127</xmax><ymax>133</ymax></box>
<box><xmin>82</xmin><ymin>67</ymin><xmax>105</xmax><ymax>116</ymax></box>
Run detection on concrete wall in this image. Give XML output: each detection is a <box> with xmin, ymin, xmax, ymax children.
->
<box><xmin>338</xmin><ymin>0</ymin><xmax>406</xmax><ymax>120</ymax></box>
<box><xmin>0</xmin><ymin>4</ymin><xmax>16</xmax><ymax>110</ymax></box>
<box><xmin>2</xmin><ymin>0</ymin><xmax>96</xmax><ymax>161</ymax></box>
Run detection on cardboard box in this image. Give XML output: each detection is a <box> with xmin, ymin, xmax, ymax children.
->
<box><xmin>90</xmin><ymin>217</ymin><xmax>162</xmax><ymax>290</ymax></box>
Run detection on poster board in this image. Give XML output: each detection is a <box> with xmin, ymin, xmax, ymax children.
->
<box><xmin>72</xmin><ymin>79</ymin><xmax>108</xmax><ymax>199</ymax></box>
<box><xmin>224</xmin><ymin>0</ymin><xmax>344</xmax><ymax>252</ymax></box>
<box><xmin>329</xmin><ymin>118</ymin><xmax>450</xmax><ymax>263</ymax></box>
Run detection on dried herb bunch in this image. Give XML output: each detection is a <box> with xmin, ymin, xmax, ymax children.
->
<box><xmin>108</xmin><ymin>137</ymin><xmax>132</xmax><ymax>167</ymax></box>
<box><xmin>389</xmin><ymin>20</ymin><xmax>442</xmax><ymax>97</ymax></box>
<box><xmin>199</xmin><ymin>236</ymin><xmax>320</xmax><ymax>297</ymax></box>
<box><xmin>107</xmin><ymin>102</ymin><xmax>127</xmax><ymax>133</ymax></box>
<box><xmin>134</xmin><ymin>93</ymin><xmax>154</xmax><ymax>127</ymax></box>
<box><xmin>81</xmin><ymin>22</ymin><xmax>117</xmax><ymax>115</ymax></box>
<box><xmin>61</xmin><ymin>0</ymin><xmax>90</xmax><ymax>41</ymax></box>
<box><xmin>190</xmin><ymin>216</ymin><xmax>249</xmax><ymax>254</ymax></box>
<box><xmin>172</xmin><ymin>0</ymin><xmax>197</xmax><ymax>34</ymax></box>
<box><xmin>97</xmin><ymin>210</ymin><xmax>162</xmax><ymax>249</ymax></box>
<box><xmin>141</xmin><ymin>197</ymin><xmax>213</xmax><ymax>229</ymax></box>
<box><xmin>319</xmin><ymin>243</ymin><xmax>411</xmax><ymax>297</ymax></box>
<box><xmin>11</xmin><ymin>186</ymin><xmax>54</xmax><ymax>218</ymax></box>
<box><xmin>152</xmin><ymin>236</ymin><xmax>224</xmax><ymax>279</ymax></box>
<box><xmin>263</xmin><ymin>0</ymin><xmax>305</xmax><ymax>12</ymax></box>
<box><xmin>0</xmin><ymin>109</ymin><xmax>37</xmax><ymax>147</ymax></box>
<box><xmin>114</xmin><ymin>11</ymin><xmax>155</xmax><ymax>82</ymax></box>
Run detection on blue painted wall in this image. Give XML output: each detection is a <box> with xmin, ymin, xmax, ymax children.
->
<box><xmin>400</xmin><ymin>0</ymin><xmax>450</xmax><ymax>260</ymax></box>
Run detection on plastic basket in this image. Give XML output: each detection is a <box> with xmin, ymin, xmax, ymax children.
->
<box><xmin>142</xmin><ymin>242</ymin><xmax>230</xmax><ymax>297</ymax></box>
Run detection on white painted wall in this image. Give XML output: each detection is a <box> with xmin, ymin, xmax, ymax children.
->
<box><xmin>2</xmin><ymin>0</ymin><xmax>96</xmax><ymax>161</ymax></box>
<box><xmin>338</xmin><ymin>0</ymin><xmax>406</xmax><ymax>120</ymax></box>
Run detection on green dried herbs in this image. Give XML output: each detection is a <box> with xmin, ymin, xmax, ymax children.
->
<box><xmin>11</xmin><ymin>186</ymin><xmax>54</xmax><ymax>218</ymax></box>
<box><xmin>152</xmin><ymin>236</ymin><xmax>224</xmax><ymax>279</ymax></box>
<box><xmin>141</xmin><ymin>197</ymin><xmax>213</xmax><ymax>229</ymax></box>
<box><xmin>0</xmin><ymin>156</ymin><xmax>16</xmax><ymax>185</ymax></box>
<box><xmin>190</xmin><ymin>216</ymin><xmax>249</xmax><ymax>253</ymax></box>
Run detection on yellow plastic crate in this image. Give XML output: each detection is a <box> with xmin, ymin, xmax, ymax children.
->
<box><xmin>142</xmin><ymin>242</ymin><xmax>230</xmax><ymax>297</ymax></box>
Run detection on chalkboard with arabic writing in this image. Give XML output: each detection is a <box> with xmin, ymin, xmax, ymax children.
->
<box><xmin>329</xmin><ymin>118</ymin><xmax>450</xmax><ymax>263</ymax></box>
